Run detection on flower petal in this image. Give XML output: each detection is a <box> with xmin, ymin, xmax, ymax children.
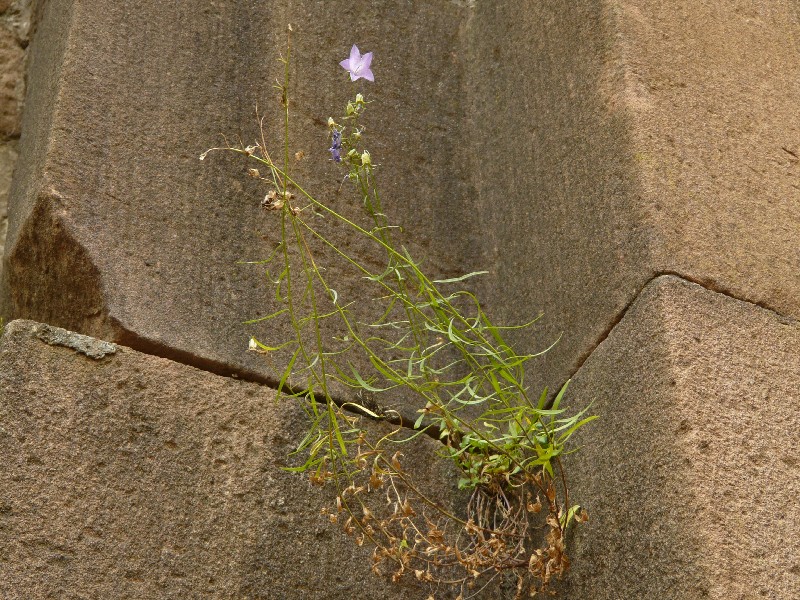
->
<box><xmin>349</xmin><ymin>44</ymin><xmax>361</xmax><ymax>65</ymax></box>
<box><xmin>360</xmin><ymin>51</ymin><xmax>373</xmax><ymax>70</ymax></box>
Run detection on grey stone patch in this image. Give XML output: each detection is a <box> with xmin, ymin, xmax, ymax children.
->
<box><xmin>32</xmin><ymin>322</ymin><xmax>117</xmax><ymax>359</ymax></box>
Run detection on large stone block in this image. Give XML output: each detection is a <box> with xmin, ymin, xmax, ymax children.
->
<box><xmin>462</xmin><ymin>1</ymin><xmax>800</xmax><ymax>391</ymax></box>
<box><xmin>4</xmin><ymin>0</ymin><xmax>799</xmax><ymax>414</ymax></box>
<box><xmin>0</xmin><ymin>319</ymin><xmax>465</xmax><ymax>599</ymax></box>
<box><xmin>0</xmin><ymin>0</ymin><xmax>477</xmax><ymax>408</ymax></box>
<box><xmin>560</xmin><ymin>276</ymin><xmax>800</xmax><ymax>598</ymax></box>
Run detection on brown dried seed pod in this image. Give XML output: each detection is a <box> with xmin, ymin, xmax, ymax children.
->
<box><xmin>369</xmin><ymin>469</ymin><xmax>384</xmax><ymax>489</ymax></box>
<box><xmin>390</xmin><ymin>451</ymin><xmax>403</xmax><ymax>471</ymax></box>
<box><xmin>527</xmin><ymin>498</ymin><xmax>542</xmax><ymax>513</ymax></box>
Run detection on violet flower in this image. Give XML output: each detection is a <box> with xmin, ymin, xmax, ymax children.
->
<box><xmin>339</xmin><ymin>45</ymin><xmax>374</xmax><ymax>82</ymax></box>
<box><xmin>329</xmin><ymin>130</ymin><xmax>342</xmax><ymax>162</ymax></box>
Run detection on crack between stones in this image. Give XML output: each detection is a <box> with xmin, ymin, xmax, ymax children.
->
<box><xmin>563</xmin><ymin>270</ymin><xmax>798</xmax><ymax>389</ymax></box>
<box><xmin>112</xmin><ymin>271</ymin><xmax>796</xmax><ymax>437</ymax></box>
<box><xmin>114</xmin><ymin>327</ymin><xmax>446</xmax><ymax>443</ymax></box>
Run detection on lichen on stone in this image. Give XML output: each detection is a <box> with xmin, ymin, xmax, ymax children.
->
<box><xmin>33</xmin><ymin>323</ymin><xmax>117</xmax><ymax>359</ymax></box>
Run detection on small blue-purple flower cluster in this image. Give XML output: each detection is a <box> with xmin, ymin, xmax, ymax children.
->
<box><xmin>329</xmin><ymin>130</ymin><xmax>342</xmax><ymax>162</ymax></box>
<box><xmin>328</xmin><ymin>46</ymin><xmax>373</xmax><ymax>162</ymax></box>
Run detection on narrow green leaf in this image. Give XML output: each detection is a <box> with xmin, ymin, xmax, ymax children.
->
<box><xmin>432</xmin><ymin>271</ymin><xmax>489</xmax><ymax>284</ymax></box>
<box><xmin>551</xmin><ymin>379</ymin><xmax>570</xmax><ymax>411</ymax></box>
<box><xmin>557</xmin><ymin>415</ymin><xmax>599</xmax><ymax>444</ymax></box>
<box><xmin>536</xmin><ymin>387</ymin><xmax>549</xmax><ymax>410</ymax></box>
<box><xmin>350</xmin><ymin>363</ymin><xmax>393</xmax><ymax>392</ymax></box>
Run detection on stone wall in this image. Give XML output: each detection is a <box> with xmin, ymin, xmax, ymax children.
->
<box><xmin>1</xmin><ymin>1</ymin><xmax>798</xmax><ymax>598</ymax></box>
<box><xmin>0</xmin><ymin>320</ymin><xmax>465</xmax><ymax>599</ymax></box>
<box><xmin>562</xmin><ymin>276</ymin><xmax>800</xmax><ymax>598</ymax></box>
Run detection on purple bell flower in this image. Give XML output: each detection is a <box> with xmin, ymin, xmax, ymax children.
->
<box><xmin>339</xmin><ymin>45</ymin><xmax>374</xmax><ymax>82</ymax></box>
<box><xmin>329</xmin><ymin>130</ymin><xmax>342</xmax><ymax>162</ymax></box>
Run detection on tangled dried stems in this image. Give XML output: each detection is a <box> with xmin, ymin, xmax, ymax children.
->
<box><xmin>312</xmin><ymin>421</ymin><xmax>588</xmax><ymax>598</ymax></box>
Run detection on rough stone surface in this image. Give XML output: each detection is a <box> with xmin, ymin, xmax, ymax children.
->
<box><xmin>4</xmin><ymin>1</ymin><xmax>798</xmax><ymax>405</ymax></box>
<box><xmin>0</xmin><ymin>22</ymin><xmax>24</xmax><ymax>138</ymax></box>
<box><xmin>462</xmin><ymin>1</ymin><xmax>800</xmax><ymax>393</ymax></box>
<box><xmin>0</xmin><ymin>0</ymin><xmax>476</xmax><ymax>413</ymax></box>
<box><xmin>0</xmin><ymin>319</ymin><xmax>468</xmax><ymax>599</ymax></box>
<box><xmin>32</xmin><ymin>320</ymin><xmax>118</xmax><ymax>358</ymax></box>
<box><xmin>559</xmin><ymin>276</ymin><xmax>800</xmax><ymax>599</ymax></box>
<box><xmin>0</xmin><ymin>0</ymin><xmax>34</xmax><ymax>46</ymax></box>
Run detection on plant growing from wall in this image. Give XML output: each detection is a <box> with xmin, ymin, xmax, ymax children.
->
<box><xmin>203</xmin><ymin>28</ymin><xmax>594</xmax><ymax>599</ymax></box>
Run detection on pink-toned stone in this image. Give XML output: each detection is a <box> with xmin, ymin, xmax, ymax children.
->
<box><xmin>560</xmin><ymin>275</ymin><xmax>800</xmax><ymax>599</ymax></box>
<box><xmin>5</xmin><ymin>1</ymin><xmax>798</xmax><ymax>404</ymax></box>
<box><xmin>0</xmin><ymin>0</ymin><xmax>475</xmax><ymax>413</ymax></box>
<box><xmin>462</xmin><ymin>0</ymin><xmax>800</xmax><ymax>392</ymax></box>
<box><xmin>0</xmin><ymin>319</ymin><xmax>466</xmax><ymax>599</ymax></box>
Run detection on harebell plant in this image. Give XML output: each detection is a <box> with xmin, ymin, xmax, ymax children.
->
<box><xmin>203</xmin><ymin>28</ymin><xmax>595</xmax><ymax>598</ymax></box>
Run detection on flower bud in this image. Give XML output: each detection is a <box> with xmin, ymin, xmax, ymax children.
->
<box><xmin>360</xmin><ymin>151</ymin><xmax>371</xmax><ymax>166</ymax></box>
<box><xmin>355</xmin><ymin>93</ymin><xmax>365</xmax><ymax>106</ymax></box>
<box><xmin>327</xmin><ymin>117</ymin><xmax>336</xmax><ymax>128</ymax></box>
<box><xmin>346</xmin><ymin>101</ymin><xmax>355</xmax><ymax>116</ymax></box>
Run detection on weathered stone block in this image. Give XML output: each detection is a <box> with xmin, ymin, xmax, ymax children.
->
<box><xmin>0</xmin><ymin>0</ymin><xmax>34</xmax><ymax>44</ymax></box>
<box><xmin>560</xmin><ymin>276</ymin><xmax>800</xmax><ymax>598</ymax></box>
<box><xmin>4</xmin><ymin>0</ymin><xmax>799</xmax><ymax>420</ymax></box>
<box><xmin>0</xmin><ymin>0</ymin><xmax>476</xmax><ymax>411</ymax></box>
<box><xmin>0</xmin><ymin>319</ymin><xmax>464</xmax><ymax>599</ymax></box>
<box><xmin>462</xmin><ymin>1</ymin><xmax>800</xmax><ymax>391</ymax></box>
